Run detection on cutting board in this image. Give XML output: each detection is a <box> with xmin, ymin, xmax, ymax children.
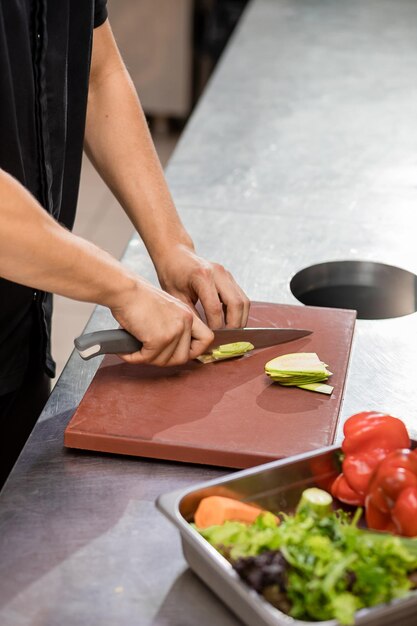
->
<box><xmin>64</xmin><ymin>302</ymin><xmax>356</xmax><ymax>468</ymax></box>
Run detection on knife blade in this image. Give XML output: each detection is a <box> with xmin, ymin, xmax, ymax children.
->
<box><xmin>74</xmin><ymin>327</ymin><xmax>312</xmax><ymax>361</ymax></box>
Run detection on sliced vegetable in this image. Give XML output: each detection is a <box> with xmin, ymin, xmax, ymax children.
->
<box><xmin>296</xmin><ymin>487</ymin><xmax>333</xmax><ymax>518</ymax></box>
<box><xmin>265</xmin><ymin>352</ymin><xmax>333</xmax><ymax>394</ymax></box>
<box><xmin>212</xmin><ymin>341</ymin><xmax>254</xmax><ymax>360</ymax></box>
<box><xmin>331</xmin><ymin>411</ymin><xmax>410</xmax><ymax>506</ymax></box>
<box><xmin>297</xmin><ymin>382</ymin><xmax>334</xmax><ymax>395</ymax></box>
<box><xmin>365</xmin><ymin>448</ymin><xmax>417</xmax><ymax>537</ymax></box>
<box><xmin>197</xmin><ymin>341</ymin><xmax>254</xmax><ymax>364</ymax></box>
<box><xmin>194</xmin><ymin>495</ymin><xmax>266</xmax><ymax>529</ymax></box>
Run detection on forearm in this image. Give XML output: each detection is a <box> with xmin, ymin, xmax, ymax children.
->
<box><xmin>0</xmin><ymin>169</ymin><xmax>137</xmax><ymax>307</ymax></box>
<box><xmin>84</xmin><ymin>21</ymin><xmax>249</xmax><ymax>331</ymax></box>
<box><xmin>0</xmin><ymin>169</ymin><xmax>214</xmax><ymax>366</ymax></box>
<box><xmin>84</xmin><ymin>21</ymin><xmax>193</xmax><ymax>266</ymax></box>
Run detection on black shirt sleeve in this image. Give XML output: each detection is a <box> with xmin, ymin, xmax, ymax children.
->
<box><xmin>94</xmin><ymin>0</ymin><xmax>108</xmax><ymax>28</ymax></box>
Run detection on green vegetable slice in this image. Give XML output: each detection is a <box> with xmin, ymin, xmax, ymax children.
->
<box><xmin>296</xmin><ymin>488</ymin><xmax>333</xmax><ymax>517</ymax></box>
<box><xmin>265</xmin><ymin>352</ymin><xmax>333</xmax><ymax>394</ymax></box>
<box><xmin>213</xmin><ymin>341</ymin><xmax>254</xmax><ymax>358</ymax></box>
<box><xmin>197</xmin><ymin>341</ymin><xmax>255</xmax><ymax>364</ymax></box>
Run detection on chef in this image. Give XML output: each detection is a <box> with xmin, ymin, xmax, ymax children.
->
<box><xmin>0</xmin><ymin>1</ymin><xmax>249</xmax><ymax>485</ymax></box>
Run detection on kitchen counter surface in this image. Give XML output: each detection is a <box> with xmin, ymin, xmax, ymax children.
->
<box><xmin>1</xmin><ymin>0</ymin><xmax>417</xmax><ymax>624</ymax></box>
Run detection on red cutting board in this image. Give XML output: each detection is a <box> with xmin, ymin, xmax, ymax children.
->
<box><xmin>64</xmin><ymin>302</ymin><xmax>356</xmax><ymax>468</ymax></box>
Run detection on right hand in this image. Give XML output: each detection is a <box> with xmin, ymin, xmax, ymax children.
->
<box><xmin>109</xmin><ymin>277</ymin><xmax>214</xmax><ymax>367</ymax></box>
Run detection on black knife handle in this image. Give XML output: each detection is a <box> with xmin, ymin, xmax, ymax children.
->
<box><xmin>74</xmin><ymin>329</ymin><xmax>142</xmax><ymax>360</ymax></box>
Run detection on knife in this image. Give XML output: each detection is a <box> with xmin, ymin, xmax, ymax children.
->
<box><xmin>74</xmin><ymin>327</ymin><xmax>312</xmax><ymax>361</ymax></box>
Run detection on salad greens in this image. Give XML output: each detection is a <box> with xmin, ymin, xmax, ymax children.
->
<box><xmin>196</xmin><ymin>493</ymin><xmax>417</xmax><ymax>625</ymax></box>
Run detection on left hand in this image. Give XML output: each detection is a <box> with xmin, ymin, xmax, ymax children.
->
<box><xmin>155</xmin><ymin>244</ymin><xmax>250</xmax><ymax>329</ymax></box>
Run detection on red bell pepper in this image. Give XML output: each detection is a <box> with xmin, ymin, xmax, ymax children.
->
<box><xmin>331</xmin><ymin>411</ymin><xmax>410</xmax><ymax>505</ymax></box>
<box><xmin>308</xmin><ymin>450</ymin><xmax>340</xmax><ymax>493</ymax></box>
<box><xmin>365</xmin><ymin>448</ymin><xmax>417</xmax><ymax>537</ymax></box>
<box><xmin>331</xmin><ymin>473</ymin><xmax>363</xmax><ymax>506</ymax></box>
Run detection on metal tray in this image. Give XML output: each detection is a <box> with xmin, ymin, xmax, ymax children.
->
<box><xmin>156</xmin><ymin>444</ymin><xmax>417</xmax><ymax>626</ymax></box>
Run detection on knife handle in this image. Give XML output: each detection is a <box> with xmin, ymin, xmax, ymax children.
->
<box><xmin>74</xmin><ymin>329</ymin><xmax>142</xmax><ymax>360</ymax></box>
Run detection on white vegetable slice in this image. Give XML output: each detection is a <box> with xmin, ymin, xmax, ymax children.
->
<box><xmin>265</xmin><ymin>352</ymin><xmax>333</xmax><ymax>394</ymax></box>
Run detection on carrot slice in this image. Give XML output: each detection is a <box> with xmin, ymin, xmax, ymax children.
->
<box><xmin>194</xmin><ymin>495</ymin><xmax>266</xmax><ymax>529</ymax></box>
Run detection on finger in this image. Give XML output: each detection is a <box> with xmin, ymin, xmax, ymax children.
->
<box><xmin>117</xmin><ymin>346</ymin><xmax>162</xmax><ymax>365</ymax></box>
<box><xmin>234</xmin><ymin>287</ymin><xmax>251</xmax><ymax>327</ymax></box>
<box><xmin>168</xmin><ymin>320</ymin><xmax>194</xmax><ymax>365</ymax></box>
<box><xmin>192</xmin><ymin>274</ymin><xmax>224</xmax><ymax>329</ymax></box>
<box><xmin>117</xmin><ymin>323</ymin><xmax>180</xmax><ymax>365</ymax></box>
<box><xmin>119</xmin><ymin>310</ymin><xmax>194</xmax><ymax>367</ymax></box>
<box><xmin>144</xmin><ymin>340</ymin><xmax>179</xmax><ymax>366</ymax></box>
<box><xmin>215</xmin><ymin>273</ymin><xmax>250</xmax><ymax>328</ymax></box>
<box><xmin>189</xmin><ymin>315</ymin><xmax>215</xmax><ymax>360</ymax></box>
<box><xmin>242</xmin><ymin>294</ymin><xmax>251</xmax><ymax>327</ymax></box>
<box><xmin>119</xmin><ymin>337</ymin><xmax>179</xmax><ymax>366</ymax></box>
<box><xmin>150</xmin><ymin>312</ymin><xmax>204</xmax><ymax>365</ymax></box>
<box><xmin>152</xmin><ymin>310</ymin><xmax>194</xmax><ymax>366</ymax></box>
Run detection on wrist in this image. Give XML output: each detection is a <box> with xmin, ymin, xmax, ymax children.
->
<box><xmin>97</xmin><ymin>265</ymin><xmax>142</xmax><ymax>312</ymax></box>
<box><xmin>150</xmin><ymin>238</ymin><xmax>195</xmax><ymax>271</ymax></box>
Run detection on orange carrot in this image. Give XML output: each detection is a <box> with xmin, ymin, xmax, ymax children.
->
<box><xmin>194</xmin><ymin>495</ymin><xmax>270</xmax><ymax>529</ymax></box>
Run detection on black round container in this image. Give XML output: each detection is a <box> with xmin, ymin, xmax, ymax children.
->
<box><xmin>290</xmin><ymin>261</ymin><xmax>417</xmax><ymax>320</ymax></box>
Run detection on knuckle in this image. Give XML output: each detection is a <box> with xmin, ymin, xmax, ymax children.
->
<box><xmin>235</xmin><ymin>295</ymin><xmax>247</xmax><ymax>308</ymax></box>
<box><xmin>216</xmin><ymin>263</ymin><xmax>231</xmax><ymax>279</ymax></box>
<box><xmin>171</xmin><ymin>319</ymin><xmax>187</xmax><ymax>337</ymax></box>
<box><xmin>152</xmin><ymin>332</ymin><xmax>169</xmax><ymax>346</ymax></box>
<box><xmin>182</xmin><ymin>309</ymin><xmax>194</xmax><ymax>326</ymax></box>
<box><xmin>171</xmin><ymin>311</ymin><xmax>193</xmax><ymax>334</ymax></box>
<box><xmin>168</xmin><ymin>333</ymin><xmax>180</xmax><ymax>347</ymax></box>
<box><xmin>195</xmin><ymin>265</ymin><xmax>213</xmax><ymax>281</ymax></box>
<box><xmin>209</xmin><ymin>304</ymin><xmax>223</xmax><ymax>319</ymax></box>
<box><xmin>207</xmin><ymin>299</ymin><xmax>223</xmax><ymax>314</ymax></box>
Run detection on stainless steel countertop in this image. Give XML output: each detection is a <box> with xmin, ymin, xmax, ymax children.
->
<box><xmin>1</xmin><ymin>0</ymin><xmax>417</xmax><ymax>623</ymax></box>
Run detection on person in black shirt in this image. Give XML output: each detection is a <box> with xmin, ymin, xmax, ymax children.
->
<box><xmin>0</xmin><ymin>1</ymin><xmax>249</xmax><ymax>486</ymax></box>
